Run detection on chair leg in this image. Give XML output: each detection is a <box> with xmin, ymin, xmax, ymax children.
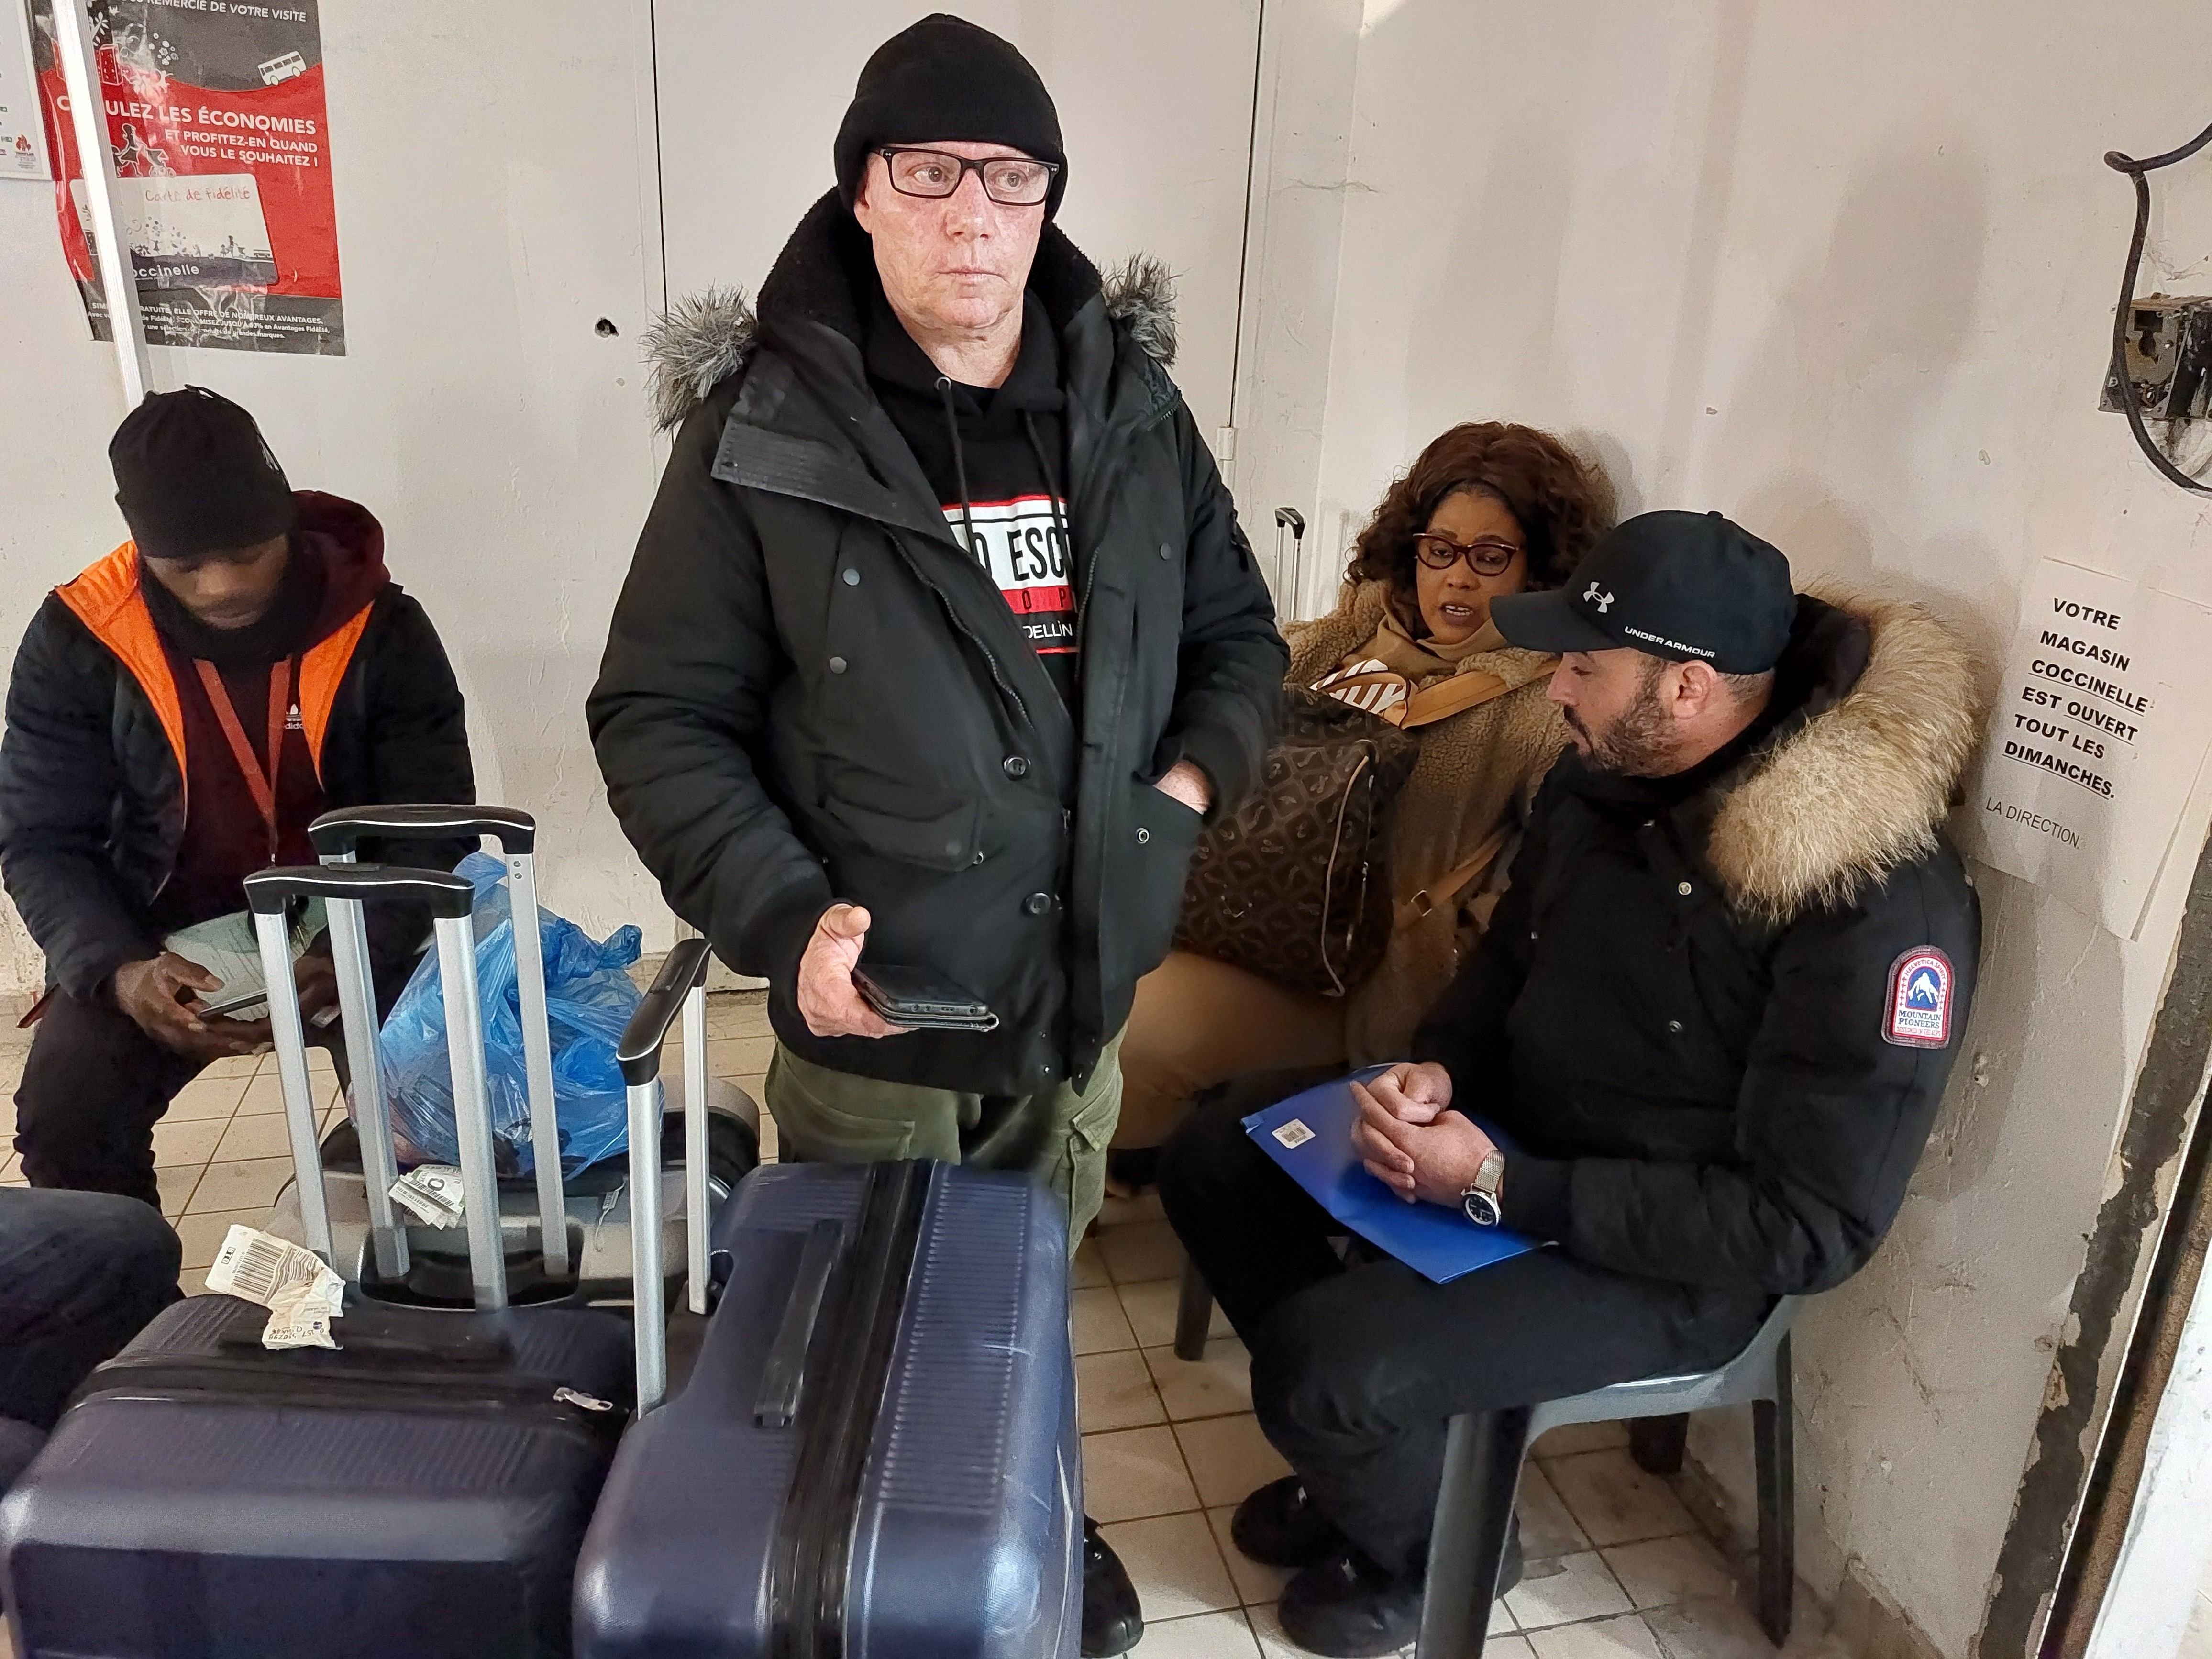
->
<box><xmin>1173</xmin><ymin>1259</ymin><xmax>1212</xmax><ymax>1361</ymax></box>
<box><xmin>1415</xmin><ymin>1407</ymin><xmax>1531</xmax><ymax>1659</ymax></box>
<box><xmin>1753</xmin><ymin>1333</ymin><xmax>1795</xmax><ymax>1646</ymax></box>
<box><xmin>1627</xmin><ymin>1413</ymin><xmax>1688</xmax><ymax>1475</ymax></box>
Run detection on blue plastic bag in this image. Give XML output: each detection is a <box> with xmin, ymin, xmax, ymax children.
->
<box><xmin>377</xmin><ymin>851</ymin><xmax>643</xmax><ymax>1177</ymax></box>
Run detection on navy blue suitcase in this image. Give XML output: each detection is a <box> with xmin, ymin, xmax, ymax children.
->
<box><xmin>0</xmin><ymin>856</ymin><xmax>647</xmax><ymax>1658</ymax></box>
<box><xmin>573</xmin><ymin>951</ymin><xmax>1082</xmax><ymax>1659</ymax></box>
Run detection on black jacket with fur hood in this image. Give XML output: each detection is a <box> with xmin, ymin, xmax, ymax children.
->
<box><xmin>1415</xmin><ymin>589</ymin><xmax>1983</xmax><ymax>1295</ymax></box>
<box><xmin>588</xmin><ymin>194</ymin><xmax>1285</xmax><ymax>1094</ymax></box>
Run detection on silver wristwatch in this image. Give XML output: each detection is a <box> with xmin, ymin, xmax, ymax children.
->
<box><xmin>1461</xmin><ymin>1149</ymin><xmax>1506</xmax><ymax>1228</ymax></box>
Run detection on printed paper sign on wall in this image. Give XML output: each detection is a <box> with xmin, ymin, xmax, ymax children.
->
<box><xmin>28</xmin><ymin>0</ymin><xmax>343</xmax><ymax>354</ymax></box>
<box><xmin>2</xmin><ymin>2</ymin><xmax>51</xmax><ymax>177</ymax></box>
<box><xmin>1967</xmin><ymin>557</ymin><xmax>2212</xmax><ymax>939</ymax></box>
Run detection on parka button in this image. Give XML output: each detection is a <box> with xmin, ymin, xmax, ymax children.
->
<box><xmin>1004</xmin><ymin>755</ymin><xmax>1030</xmax><ymax>779</ymax></box>
<box><xmin>1023</xmin><ymin>892</ymin><xmax>1051</xmax><ymax>915</ymax></box>
<box><xmin>828</xmin><ymin>655</ymin><xmax>848</xmax><ymax>674</ymax></box>
<box><xmin>1158</xmin><ymin>542</ymin><xmax>1172</xmax><ymax>560</ymax></box>
<box><xmin>1676</xmin><ymin>880</ymin><xmax>1693</xmax><ymax>896</ymax></box>
<box><xmin>1137</xmin><ymin>827</ymin><xmax>1151</xmax><ymax>844</ymax></box>
<box><xmin>841</xmin><ymin>567</ymin><xmax>860</xmax><ymax>586</ymax></box>
<box><xmin>1667</xmin><ymin>1019</ymin><xmax>1684</xmax><ymax>1034</ymax></box>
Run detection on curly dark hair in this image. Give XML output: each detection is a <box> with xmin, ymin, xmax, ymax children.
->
<box><xmin>1346</xmin><ymin>422</ymin><xmax>1612</xmax><ymax>623</ymax></box>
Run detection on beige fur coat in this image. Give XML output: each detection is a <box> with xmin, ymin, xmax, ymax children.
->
<box><xmin>1285</xmin><ymin>581</ymin><xmax>1568</xmax><ymax>1061</ymax></box>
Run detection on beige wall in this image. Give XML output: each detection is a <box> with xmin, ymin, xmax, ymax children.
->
<box><xmin>1264</xmin><ymin>1</ymin><xmax>2212</xmax><ymax>1652</ymax></box>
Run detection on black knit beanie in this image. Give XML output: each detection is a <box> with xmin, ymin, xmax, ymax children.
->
<box><xmin>834</xmin><ymin>13</ymin><xmax>1066</xmax><ymax>219</ymax></box>
<box><xmin>110</xmin><ymin>386</ymin><xmax>294</xmax><ymax>560</ymax></box>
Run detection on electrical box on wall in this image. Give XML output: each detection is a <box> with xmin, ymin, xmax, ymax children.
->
<box><xmin>2100</xmin><ymin>297</ymin><xmax>2212</xmax><ymax>421</ymax></box>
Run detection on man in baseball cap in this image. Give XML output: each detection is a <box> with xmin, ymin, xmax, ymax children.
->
<box><xmin>1490</xmin><ymin>508</ymin><xmax>1795</xmax><ymax>773</ymax></box>
<box><xmin>1160</xmin><ymin>508</ymin><xmax>1984</xmax><ymax>1654</ymax></box>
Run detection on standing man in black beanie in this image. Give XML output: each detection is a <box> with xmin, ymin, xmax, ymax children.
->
<box><xmin>590</xmin><ymin>15</ymin><xmax>1286</xmax><ymax>1653</ymax></box>
<box><xmin>0</xmin><ymin>386</ymin><xmax>474</xmax><ymax>1207</ymax></box>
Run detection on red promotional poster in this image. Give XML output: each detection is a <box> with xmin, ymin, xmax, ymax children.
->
<box><xmin>29</xmin><ymin>0</ymin><xmax>343</xmax><ymax>354</ymax></box>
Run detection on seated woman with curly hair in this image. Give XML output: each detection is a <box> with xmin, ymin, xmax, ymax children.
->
<box><xmin>1111</xmin><ymin>422</ymin><xmax>1613</xmax><ymax>1173</ymax></box>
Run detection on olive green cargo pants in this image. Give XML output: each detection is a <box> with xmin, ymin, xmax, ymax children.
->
<box><xmin>762</xmin><ymin>1029</ymin><xmax>1125</xmax><ymax>1250</ymax></box>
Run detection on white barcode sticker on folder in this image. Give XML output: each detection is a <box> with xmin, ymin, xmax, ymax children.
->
<box><xmin>1272</xmin><ymin>1118</ymin><xmax>1315</xmax><ymax>1150</ymax></box>
<box><xmin>205</xmin><ymin>1225</ymin><xmax>345</xmax><ymax>1349</ymax></box>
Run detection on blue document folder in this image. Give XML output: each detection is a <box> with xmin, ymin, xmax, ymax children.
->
<box><xmin>1243</xmin><ymin>1069</ymin><xmax>1538</xmax><ymax>1285</ymax></box>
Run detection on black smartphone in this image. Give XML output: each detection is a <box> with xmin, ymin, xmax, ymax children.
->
<box><xmin>852</xmin><ymin>965</ymin><xmax>999</xmax><ymax>1032</ymax></box>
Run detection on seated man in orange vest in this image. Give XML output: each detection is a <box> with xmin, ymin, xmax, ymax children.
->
<box><xmin>0</xmin><ymin>387</ymin><xmax>474</xmax><ymax>1206</ymax></box>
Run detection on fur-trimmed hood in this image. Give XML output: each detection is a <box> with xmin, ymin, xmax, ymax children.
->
<box><xmin>1704</xmin><ymin>584</ymin><xmax>1983</xmax><ymax>921</ymax></box>
<box><xmin>641</xmin><ymin>242</ymin><xmax>1179</xmax><ymax>432</ymax></box>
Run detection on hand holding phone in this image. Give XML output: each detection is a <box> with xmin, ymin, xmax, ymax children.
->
<box><xmin>797</xmin><ymin>905</ymin><xmax>910</xmax><ymax>1038</ymax></box>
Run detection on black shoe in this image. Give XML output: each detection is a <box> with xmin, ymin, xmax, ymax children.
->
<box><xmin>1231</xmin><ymin>1475</ymin><xmax>1350</xmax><ymax>1569</ymax></box>
<box><xmin>1080</xmin><ymin>1516</ymin><xmax>1143</xmax><ymax>1657</ymax></box>
<box><xmin>1278</xmin><ymin>1548</ymin><xmax>1422</xmax><ymax>1658</ymax></box>
<box><xmin>1104</xmin><ymin>1147</ymin><xmax>1160</xmax><ymax>1198</ymax></box>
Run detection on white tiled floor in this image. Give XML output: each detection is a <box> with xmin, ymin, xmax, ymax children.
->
<box><xmin>0</xmin><ymin>991</ymin><xmax>1839</xmax><ymax>1656</ymax></box>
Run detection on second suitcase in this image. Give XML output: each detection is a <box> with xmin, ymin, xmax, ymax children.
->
<box><xmin>573</xmin><ymin>948</ymin><xmax>1083</xmax><ymax>1659</ymax></box>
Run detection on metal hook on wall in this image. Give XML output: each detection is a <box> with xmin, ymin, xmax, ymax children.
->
<box><xmin>2105</xmin><ymin>118</ymin><xmax>2212</xmax><ymax>495</ymax></box>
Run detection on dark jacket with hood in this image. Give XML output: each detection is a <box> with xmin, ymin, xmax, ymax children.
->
<box><xmin>1416</xmin><ymin>588</ymin><xmax>1984</xmax><ymax>1295</ymax></box>
<box><xmin>589</xmin><ymin>195</ymin><xmax>1286</xmax><ymax>1094</ymax></box>
<box><xmin>0</xmin><ymin>492</ymin><xmax>475</xmax><ymax>998</ymax></box>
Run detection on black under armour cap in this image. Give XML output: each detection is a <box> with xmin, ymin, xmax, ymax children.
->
<box><xmin>1491</xmin><ymin>509</ymin><xmax>1795</xmax><ymax>675</ymax></box>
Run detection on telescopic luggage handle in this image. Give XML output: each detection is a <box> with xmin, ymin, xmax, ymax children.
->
<box><xmin>244</xmin><ymin>864</ymin><xmax>517</xmax><ymax>1311</ymax></box>
<box><xmin>307</xmin><ymin>804</ymin><xmax>538</xmax><ymax>857</ymax></box>
<box><xmin>614</xmin><ymin>936</ymin><xmax>715</xmax><ymax>1414</ymax></box>
<box><xmin>308</xmin><ymin>806</ymin><xmax>568</xmax><ymax>1280</ymax></box>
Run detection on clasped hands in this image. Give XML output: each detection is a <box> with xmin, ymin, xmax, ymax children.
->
<box><xmin>1350</xmin><ymin>1061</ymin><xmax>1500</xmax><ymax>1209</ymax></box>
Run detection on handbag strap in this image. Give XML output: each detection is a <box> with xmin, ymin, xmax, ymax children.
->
<box><xmin>1395</xmin><ymin>826</ymin><xmax>1511</xmax><ymax>929</ymax></box>
<box><xmin>1400</xmin><ymin>668</ymin><xmax>1513</xmax><ymax>729</ymax></box>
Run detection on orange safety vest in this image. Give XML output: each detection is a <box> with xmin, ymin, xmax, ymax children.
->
<box><xmin>54</xmin><ymin>542</ymin><xmax>376</xmax><ymax>821</ymax></box>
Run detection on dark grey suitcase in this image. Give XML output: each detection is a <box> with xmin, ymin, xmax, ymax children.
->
<box><xmin>572</xmin><ymin>940</ymin><xmax>1082</xmax><ymax>1659</ymax></box>
<box><xmin>0</xmin><ymin>861</ymin><xmax>654</xmax><ymax>1658</ymax></box>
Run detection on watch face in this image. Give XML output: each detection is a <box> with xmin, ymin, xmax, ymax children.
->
<box><xmin>1462</xmin><ymin>1189</ymin><xmax>1502</xmax><ymax>1228</ymax></box>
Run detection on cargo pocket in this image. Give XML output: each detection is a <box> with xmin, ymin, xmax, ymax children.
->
<box><xmin>1054</xmin><ymin>1048</ymin><xmax>1126</xmax><ymax>1249</ymax></box>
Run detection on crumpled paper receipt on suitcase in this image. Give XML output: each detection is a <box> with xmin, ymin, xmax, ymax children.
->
<box><xmin>205</xmin><ymin>1225</ymin><xmax>347</xmax><ymax>1349</ymax></box>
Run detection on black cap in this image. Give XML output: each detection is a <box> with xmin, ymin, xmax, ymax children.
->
<box><xmin>834</xmin><ymin>14</ymin><xmax>1067</xmax><ymax>219</ymax></box>
<box><xmin>110</xmin><ymin>386</ymin><xmax>293</xmax><ymax>561</ymax></box>
<box><xmin>1491</xmin><ymin>510</ymin><xmax>1795</xmax><ymax>675</ymax></box>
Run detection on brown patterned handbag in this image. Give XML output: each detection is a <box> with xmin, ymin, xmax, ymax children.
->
<box><xmin>1172</xmin><ymin>688</ymin><xmax>1423</xmax><ymax>996</ymax></box>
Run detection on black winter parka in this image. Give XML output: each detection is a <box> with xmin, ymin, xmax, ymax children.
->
<box><xmin>1416</xmin><ymin>592</ymin><xmax>1984</xmax><ymax>1296</ymax></box>
<box><xmin>589</xmin><ymin>197</ymin><xmax>1285</xmax><ymax>1094</ymax></box>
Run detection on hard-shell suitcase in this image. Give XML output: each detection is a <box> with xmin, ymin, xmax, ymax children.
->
<box><xmin>0</xmin><ymin>861</ymin><xmax>655</xmax><ymax>1659</ymax></box>
<box><xmin>572</xmin><ymin>941</ymin><xmax>1083</xmax><ymax>1659</ymax></box>
<box><xmin>263</xmin><ymin>806</ymin><xmax>758</xmax><ymax>1304</ymax></box>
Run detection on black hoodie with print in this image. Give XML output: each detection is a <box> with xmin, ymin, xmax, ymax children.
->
<box><xmin>866</xmin><ymin>288</ymin><xmax>1080</xmax><ymax>714</ymax></box>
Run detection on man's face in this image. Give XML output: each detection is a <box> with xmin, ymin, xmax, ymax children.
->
<box><xmin>852</xmin><ymin>141</ymin><xmax>1045</xmax><ymax>337</ymax></box>
<box><xmin>142</xmin><ymin>533</ymin><xmax>289</xmax><ymax>630</ymax></box>
<box><xmin>1548</xmin><ymin>647</ymin><xmax>1680</xmax><ymax>774</ymax></box>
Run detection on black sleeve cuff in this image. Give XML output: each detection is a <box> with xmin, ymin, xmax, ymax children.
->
<box><xmin>1161</xmin><ymin>722</ymin><xmax>1243</xmax><ymax>822</ymax></box>
<box><xmin>741</xmin><ymin>883</ymin><xmax>835</xmax><ymax>997</ymax></box>
<box><xmin>1500</xmin><ymin>1154</ymin><xmax>1573</xmax><ymax>1242</ymax></box>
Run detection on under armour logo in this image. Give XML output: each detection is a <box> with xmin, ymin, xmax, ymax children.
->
<box><xmin>1583</xmin><ymin>582</ymin><xmax>1615</xmax><ymax>613</ymax></box>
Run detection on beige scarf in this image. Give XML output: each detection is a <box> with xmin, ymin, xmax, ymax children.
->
<box><xmin>1310</xmin><ymin>599</ymin><xmax>1513</xmax><ymax>728</ymax></box>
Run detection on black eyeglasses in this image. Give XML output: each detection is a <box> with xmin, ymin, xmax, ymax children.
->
<box><xmin>1413</xmin><ymin>533</ymin><xmax>1522</xmax><ymax>575</ymax></box>
<box><xmin>875</xmin><ymin>146</ymin><xmax>1059</xmax><ymax>207</ymax></box>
